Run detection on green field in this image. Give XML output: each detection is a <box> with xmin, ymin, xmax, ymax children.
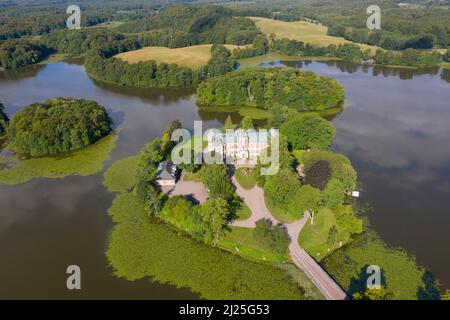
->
<box><xmin>235</xmin><ymin>167</ymin><xmax>256</xmax><ymax>190</ymax></box>
<box><xmin>116</xmin><ymin>44</ymin><xmax>249</xmax><ymax>69</ymax></box>
<box><xmin>298</xmin><ymin>208</ymin><xmax>336</xmax><ymax>260</ymax></box>
<box><xmin>219</xmin><ymin>226</ymin><xmax>288</xmax><ymax>262</ymax></box>
<box><xmin>250</xmin><ymin>17</ymin><xmax>380</xmax><ymax>54</ymax></box>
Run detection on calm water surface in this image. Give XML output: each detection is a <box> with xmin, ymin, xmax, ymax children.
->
<box><xmin>0</xmin><ymin>60</ymin><xmax>449</xmax><ymax>298</ymax></box>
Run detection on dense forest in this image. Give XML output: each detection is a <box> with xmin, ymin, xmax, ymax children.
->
<box><xmin>271</xmin><ymin>38</ymin><xmax>443</xmax><ymax>67</ymax></box>
<box><xmin>85</xmin><ymin>42</ymin><xmax>235</xmax><ymax>87</ymax></box>
<box><xmin>0</xmin><ymin>40</ymin><xmax>50</xmax><ymax>69</ymax></box>
<box><xmin>246</xmin><ymin>0</ymin><xmax>450</xmax><ymax>50</ymax></box>
<box><xmin>116</xmin><ymin>5</ymin><xmax>262</xmax><ymax>46</ymax></box>
<box><xmin>197</xmin><ymin>67</ymin><xmax>344</xmax><ymax>112</ymax></box>
<box><xmin>1</xmin><ymin>1</ymin><xmax>448</xmax><ymax>71</ymax></box>
<box><xmin>7</xmin><ymin>98</ymin><xmax>112</xmax><ymax>156</ymax></box>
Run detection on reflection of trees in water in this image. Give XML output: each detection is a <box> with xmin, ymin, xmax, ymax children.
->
<box><xmin>0</xmin><ymin>64</ymin><xmax>44</xmax><ymax>81</ymax></box>
<box><xmin>440</xmin><ymin>68</ymin><xmax>450</xmax><ymax>83</ymax></box>
<box><xmin>91</xmin><ymin>79</ymin><xmax>197</xmax><ymax>105</ymax></box>
<box><xmin>372</xmin><ymin>65</ymin><xmax>440</xmax><ymax>80</ymax></box>
<box><xmin>197</xmin><ymin>108</ymin><xmax>266</xmax><ymax>127</ymax></box>
<box><xmin>283</xmin><ymin>59</ymin><xmax>445</xmax><ymax>82</ymax></box>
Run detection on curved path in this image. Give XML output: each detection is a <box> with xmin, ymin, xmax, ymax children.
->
<box><xmin>230</xmin><ymin>176</ymin><xmax>347</xmax><ymax>300</ymax></box>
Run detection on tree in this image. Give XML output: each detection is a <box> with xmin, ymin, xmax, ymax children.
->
<box><xmin>199</xmin><ymin>164</ymin><xmax>234</xmax><ymax>199</ymax></box>
<box><xmin>162</xmin><ymin>195</ymin><xmax>195</xmax><ymax>224</ymax></box>
<box><xmin>144</xmin><ymin>184</ymin><xmax>164</xmax><ymax>215</ymax></box>
<box><xmin>268</xmin><ymin>103</ymin><xmax>285</xmax><ymax>128</ymax></box>
<box><xmin>0</xmin><ymin>101</ymin><xmax>8</xmax><ymax>135</ymax></box>
<box><xmin>7</xmin><ymin>98</ymin><xmax>112</xmax><ymax>156</ymax></box>
<box><xmin>288</xmin><ymin>185</ymin><xmax>322</xmax><ymax>221</ymax></box>
<box><xmin>199</xmin><ymin>197</ymin><xmax>230</xmax><ymax>244</ymax></box>
<box><xmin>254</xmin><ymin>219</ymin><xmax>290</xmax><ymax>255</ymax></box>
<box><xmin>280</xmin><ymin>113</ymin><xmax>336</xmax><ymax>151</ymax></box>
<box><xmin>444</xmin><ymin>50</ymin><xmax>450</xmax><ymax>63</ymax></box>
<box><xmin>206</xmin><ymin>44</ymin><xmax>235</xmax><ymax>78</ymax></box>
<box><xmin>323</xmin><ymin>178</ymin><xmax>345</xmax><ymax>209</ymax></box>
<box><xmin>241</xmin><ymin>116</ymin><xmax>253</xmax><ymax>130</ymax></box>
<box><xmin>442</xmin><ymin>289</ymin><xmax>450</xmax><ymax>300</ymax></box>
<box><xmin>224</xmin><ymin>115</ymin><xmax>234</xmax><ymax>130</ymax></box>
<box><xmin>264</xmin><ymin>168</ymin><xmax>301</xmax><ymax>215</ymax></box>
<box><xmin>352</xmin><ymin>287</ymin><xmax>393</xmax><ymax>300</ymax></box>
<box><xmin>162</xmin><ymin>120</ymin><xmax>182</xmax><ymax>154</ymax></box>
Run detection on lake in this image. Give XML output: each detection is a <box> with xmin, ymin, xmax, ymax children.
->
<box><xmin>0</xmin><ymin>59</ymin><xmax>449</xmax><ymax>298</ymax></box>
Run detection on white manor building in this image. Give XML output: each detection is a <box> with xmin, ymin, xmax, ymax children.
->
<box><xmin>206</xmin><ymin>129</ymin><xmax>273</xmax><ymax>161</ymax></box>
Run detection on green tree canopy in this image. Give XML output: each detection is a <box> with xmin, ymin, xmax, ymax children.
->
<box><xmin>199</xmin><ymin>164</ymin><xmax>235</xmax><ymax>200</ymax></box>
<box><xmin>254</xmin><ymin>219</ymin><xmax>290</xmax><ymax>255</ymax></box>
<box><xmin>0</xmin><ymin>101</ymin><xmax>8</xmax><ymax>135</ymax></box>
<box><xmin>196</xmin><ymin>67</ymin><xmax>344</xmax><ymax>112</ymax></box>
<box><xmin>7</xmin><ymin>98</ymin><xmax>112</xmax><ymax>157</ymax></box>
<box><xmin>280</xmin><ymin>113</ymin><xmax>336</xmax><ymax>150</ymax></box>
<box><xmin>198</xmin><ymin>197</ymin><xmax>230</xmax><ymax>244</ymax></box>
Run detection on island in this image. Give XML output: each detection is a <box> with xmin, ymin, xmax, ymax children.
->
<box><xmin>0</xmin><ymin>98</ymin><xmax>116</xmax><ymax>185</ymax></box>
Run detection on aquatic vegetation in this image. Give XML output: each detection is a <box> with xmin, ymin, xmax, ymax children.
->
<box><xmin>0</xmin><ymin>133</ymin><xmax>117</xmax><ymax>185</ymax></box>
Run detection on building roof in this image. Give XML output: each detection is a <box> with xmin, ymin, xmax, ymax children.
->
<box><xmin>156</xmin><ymin>160</ymin><xmax>177</xmax><ymax>181</ymax></box>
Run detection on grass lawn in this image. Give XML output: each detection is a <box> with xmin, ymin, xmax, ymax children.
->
<box><xmin>219</xmin><ymin>226</ymin><xmax>288</xmax><ymax>262</ymax></box>
<box><xmin>235</xmin><ymin>167</ymin><xmax>256</xmax><ymax>189</ymax></box>
<box><xmin>199</xmin><ymin>106</ymin><xmax>270</xmax><ymax>120</ymax></box>
<box><xmin>265</xmin><ymin>196</ymin><xmax>298</xmax><ymax>224</ymax></box>
<box><xmin>235</xmin><ymin>202</ymin><xmax>252</xmax><ymax>221</ymax></box>
<box><xmin>249</xmin><ymin>17</ymin><xmax>380</xmax><ymax>54</ymax></box>
<box><xmin>103</xmin><ymin>156</ymin><xmax>139</xmax><ymax>193</ymax></box>
<box><xmin>116</xmin><ymin>44</ymin><xmax>250</xmax><ymax>69</ymax></box>
<box><xmin>298</xmin><ymin>208</ymin><xmax>336</xmax><ymax>261</ymax></box>
<box><xmin>0</xmin><ymin>133</ymin><xmax>118</xmax><ymax>185</ymax></box>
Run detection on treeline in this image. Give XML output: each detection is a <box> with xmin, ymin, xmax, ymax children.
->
<box><xmin>0</xmin><ymin>40</ymin><xmax>51</xmax><ymax>69</ymax></box>
<box><xmin>231</xmin><ymin>34</ymin><xmax>269</xmax><ymax>59</ymax></box>
<box><xmin>44</xmin><ymin>29</ymin><xmax>128</xmax><ymax>55</ymax></box>
<box><xmin>0</xmin><ymin>10</ymin><xmax>110</xmax><ymax>41</ymax></box>
<box><xmin>7</xmin><ymin>98</ymin><xmax>112</xmax><ymax>157</ymax></box>
<box><xmin>0</xmin><ymin>0</ymin><xmax>169</xmax><ymax>40</ymax></box>
<box><xmin>0</xmin><ymin>102</ymin><xmax>8</xmax><ymax>135</ymax></box>
<box><xmin>267</xmin><ymin>0</ymin><xmax>450</xmax><ymax>50</ymax></box>
<box><xmin>117</xmin><ymin>5</ymin><xmax>262</xmax><ymax>45</ymax></box>
<box><xmin>271</xmin><ymin>38</ymin><xmax>444</xmax><ymax>67</ymax></box>
<box><xmin>85</xmin><ymin>43</ymin><xmax>235</xmax><ymax>88</ymax></box>
<box><xmin>197</xmin><ymin>67</ymin><xmax>344</xmax><ymax>112</ymax></box>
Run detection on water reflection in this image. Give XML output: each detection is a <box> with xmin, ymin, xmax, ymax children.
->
<box><xmin>284</xmin><ymin>60</ymin><xmax>444</xmax><ymax>80</ymax></box>
<box><xmin>0</xmin><ymin>59</ymin><xmax>449</xmax><ymax>298</ymax></box>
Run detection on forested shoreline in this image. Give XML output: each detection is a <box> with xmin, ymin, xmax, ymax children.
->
<box><xmin>1</xmin><ymin>2</ymin><xmax>449</xmax><ymax>72</ymax></box>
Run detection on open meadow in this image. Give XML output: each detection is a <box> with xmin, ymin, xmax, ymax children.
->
<box><xmin>249</xmin><ymin>17</ymin><xmax>380</xmax><ymax>53</ymax></box>
<box><xmin>116</xmin><ymin>44</ymin><xmax>250</xmax><ymax>69</ymax></box>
